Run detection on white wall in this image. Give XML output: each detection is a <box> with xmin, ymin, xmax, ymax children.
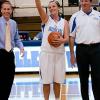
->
<box><xmin>13</xmin><ymin>8</ymin><xmax>46</xmax><ymax>17</ymax></box>
<box><xmin>9</xmin><ymin>0</ymin><xmax>79</xmax><ymax>17</ymax></box>
<box><xmin>9</xmin><ymin>0</ymin><xmax>68</xmax><ymax>7</ymax></box>
<box><xmin>64</xmin><ymin>7</ymin><xmax>79</xmax><ymax>15</ymax></box>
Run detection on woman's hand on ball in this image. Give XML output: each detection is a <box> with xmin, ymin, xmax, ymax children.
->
<box><xmin>51</xmin><ymin>36</ymin><xmax>63</xmax><ymax>46</ymax></box>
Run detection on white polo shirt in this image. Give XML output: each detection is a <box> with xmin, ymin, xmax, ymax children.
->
<box><xmin>69</xmin><ymin>9</ymin><xmax>100</xmax><ymax>44</ymax></box>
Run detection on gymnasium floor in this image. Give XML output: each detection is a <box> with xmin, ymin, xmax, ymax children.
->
<box><xmin>9</xmin><ymin>74</ymin><xmax>94</xmax><ymax>100</ymax></box>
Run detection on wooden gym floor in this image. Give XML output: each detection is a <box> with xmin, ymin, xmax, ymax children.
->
<box><xmin>8</xmin><ymin>74</ymin><xmax>94</xmax><ymax>100</ymax></box>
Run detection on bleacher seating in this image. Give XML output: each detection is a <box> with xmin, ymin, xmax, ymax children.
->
<box><xmin>13</xmin><ymin>15</ymin><xmax>71</xmax><ymax>40</ymax></box>
<box><xmin>13</xmin><ymin>16</ymin><xmax>42</xmax><ymax>40</ymax></box>
<box><xmin>10</xmin><ymin>0</ymin><xmax>80</xmax><ymax>41</ymax></box>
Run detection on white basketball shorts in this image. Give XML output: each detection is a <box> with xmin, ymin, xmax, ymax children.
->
<box><xmin>39</xmin><ymin>51</ymin><xmax>66</xmax><ymax>84</ymax></box>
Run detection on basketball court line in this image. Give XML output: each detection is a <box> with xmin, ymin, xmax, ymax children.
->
<box><xmin>8</xmin><ymin>74</ymin><xmax>94</xmax><ymax>100</ymax></box>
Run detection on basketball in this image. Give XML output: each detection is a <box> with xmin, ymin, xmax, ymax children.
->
<box><xmin>48</xmin><ymin>32</ymin><xmax>61</xmax><ymax>47</ymax></box>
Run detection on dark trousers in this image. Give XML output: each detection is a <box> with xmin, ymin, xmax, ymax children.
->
<box><xmin>0</xmin><ymin>49</ymin><xmax>15</xmax><ymax>100</ymax></box>
<box><xmin>76</xmin><ymin>43</ymin><xmax>100</xmax><ymax>100</ymax></box>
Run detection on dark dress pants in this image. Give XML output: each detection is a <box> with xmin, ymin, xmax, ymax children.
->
<box><xmin>0</xmin><ymin>49</ymin><xmax>15</xmax><ymax>100</ymax></box>
<box><xmin>76</xmin><ymin>44</ymin><xmax>100</xmax><ymax>100</ymax></box>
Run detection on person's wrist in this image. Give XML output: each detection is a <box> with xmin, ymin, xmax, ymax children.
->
<box><xmin>70</xmin><ymin>52</ymin><xmax>74</xmax><ymax>55</ymax></box>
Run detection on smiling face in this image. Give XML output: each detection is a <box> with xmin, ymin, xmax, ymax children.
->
<box><xmin>80</xmin><ymin>0</ymin><xmax>92</xmax><ymax>13</ymax></box>
<box><xmin>48</xmin><ymin>1</ymin><xmax>60</xmax><ymax>16</ymax></box>
<box><xmin>1</xmin><ymin>2</ymin><xmax>12</xmax><ymax>21</ymax></box>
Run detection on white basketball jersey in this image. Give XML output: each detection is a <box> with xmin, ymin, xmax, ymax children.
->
<box><xmin>41</xmin><ymin>16</ymin><xmax>65</xmax><ymax>53</ymax></box>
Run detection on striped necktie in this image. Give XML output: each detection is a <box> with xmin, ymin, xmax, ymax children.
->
<box><xmin>5</xmin><ymin>21</ymin><xmax>11</xmax><ymax>52</ymax></box>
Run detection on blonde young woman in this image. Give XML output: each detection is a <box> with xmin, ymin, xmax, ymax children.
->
<box><xmin>35</xmin><ymin>0</ymin><xmax>69</xmax><ymax>100</ymax></box>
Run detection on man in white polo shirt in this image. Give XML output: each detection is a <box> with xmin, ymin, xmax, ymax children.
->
<box><xmin>69</xmin><ymin>0</ymin><xmax>100</xmax><ymax>100</ymax></box>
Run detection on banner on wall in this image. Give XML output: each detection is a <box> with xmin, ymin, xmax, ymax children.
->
<box><xmin>14</xmin><ymin>46</ymin><xmax>77</xmax><ymax>72</ymax></box>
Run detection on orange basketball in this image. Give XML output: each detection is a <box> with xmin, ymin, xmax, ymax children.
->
<box><xmin>48</xmin><ymin>32</ymin><xmax>61</xmax><ymax>47</ymax></box>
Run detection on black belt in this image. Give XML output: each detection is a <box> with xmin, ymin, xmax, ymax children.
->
<box><xmin>77</xmin><ymin>43</ymin><xmax>100</xmax><ymax>47</ymax></box>
<box><xmin>0</xmin><ymin>48</ymin><xmax>13</xmax><ymax>53</ymax></box>
<box><xmin>9</xmin><ymin>49</ymin><xmax>13</xmax><ymax>53</ymax></box>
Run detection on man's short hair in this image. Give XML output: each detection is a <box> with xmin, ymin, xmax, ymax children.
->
<box><xmin>1</xmin><ymin>0</ymin><xmax>12</xmax><ymax>8</ymax></box>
